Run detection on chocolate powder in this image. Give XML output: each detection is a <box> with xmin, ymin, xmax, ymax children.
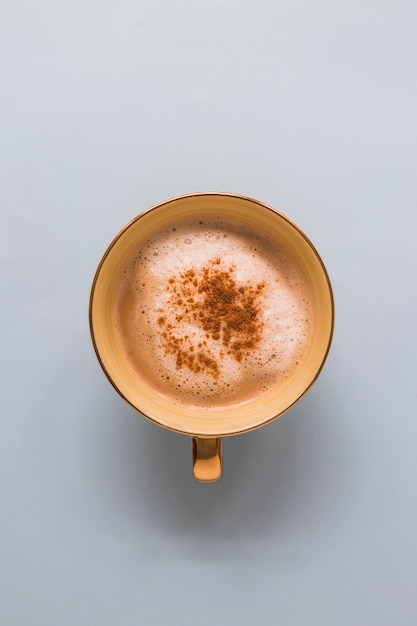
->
<box><xmin>156</xmin><ymin>259</ymin><xmax>265</xmax><ymax>378</ymax></box>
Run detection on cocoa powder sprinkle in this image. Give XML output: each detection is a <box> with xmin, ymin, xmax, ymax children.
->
<box><xmin>157</xmin><ymin>260</ymin><xmax>265</xmax><ymax>378</ymax></box>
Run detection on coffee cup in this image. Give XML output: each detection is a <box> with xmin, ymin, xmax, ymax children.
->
<box><xmin>89</xmin><ymin>192</ymin><xmax>334</xmax><ymax>482</ymax></box>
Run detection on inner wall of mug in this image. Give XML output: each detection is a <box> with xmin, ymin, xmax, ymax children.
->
<box><xmin>90</xmin><ymin>193</ymin><xmax>334</xmax><ymax>437</ymax></box>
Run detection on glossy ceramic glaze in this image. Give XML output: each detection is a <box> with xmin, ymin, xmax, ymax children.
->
<box><xmin>90</xmin><ymin>192</ymin><xmax>334</xmax><ymax>481</ymax></box>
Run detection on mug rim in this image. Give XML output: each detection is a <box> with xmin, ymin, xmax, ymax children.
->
<box><xmin>89</xmin><ymin>191</ymin><xmax>335</xmax><ymax>437</ymax></box>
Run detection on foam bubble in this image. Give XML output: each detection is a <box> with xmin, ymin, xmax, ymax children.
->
<box><xmin>115</xmin><ymin>217</ymin><xmax>314</xmax><ymax>408</ymax></box>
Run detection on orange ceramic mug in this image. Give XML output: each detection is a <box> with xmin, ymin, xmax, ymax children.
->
<box><xmin>89</xmin><ymin>193</ymin><xmax>334</xmax><ymax>482</ymax></box>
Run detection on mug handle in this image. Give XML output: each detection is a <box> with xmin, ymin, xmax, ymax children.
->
<box><xmin>192</xmin><ymin>437</ymin><xmax>223</xmax><ymax>482</ymax></box>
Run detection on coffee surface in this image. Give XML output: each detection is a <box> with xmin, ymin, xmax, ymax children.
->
<box><xmin>115</xmin><ymin>216</ymin><xmax>313</xmax><ymax>408</ymax></box>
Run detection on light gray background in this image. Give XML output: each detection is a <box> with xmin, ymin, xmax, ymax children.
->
<box><xmin>1</xmin><ymin>1</ymin><xmax>416</xmax><ymax>625</ymax></box>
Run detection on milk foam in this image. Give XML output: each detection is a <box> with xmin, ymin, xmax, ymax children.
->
<box><xmin>115</xmin><ymin>217</ymin><xmax>313</xmax><ymax>408</ymax></box>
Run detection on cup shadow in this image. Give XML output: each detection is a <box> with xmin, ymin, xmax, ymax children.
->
<box><xmin>92</xmin><ymin>377</ymin><xmax>346</xmax><ymax>551</ymax></box>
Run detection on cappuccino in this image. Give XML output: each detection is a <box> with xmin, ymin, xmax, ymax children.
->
<box><xmin>115</xmin><ymin>216</ymin><xmax>313</xmax><ymax>408</ymax></box>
